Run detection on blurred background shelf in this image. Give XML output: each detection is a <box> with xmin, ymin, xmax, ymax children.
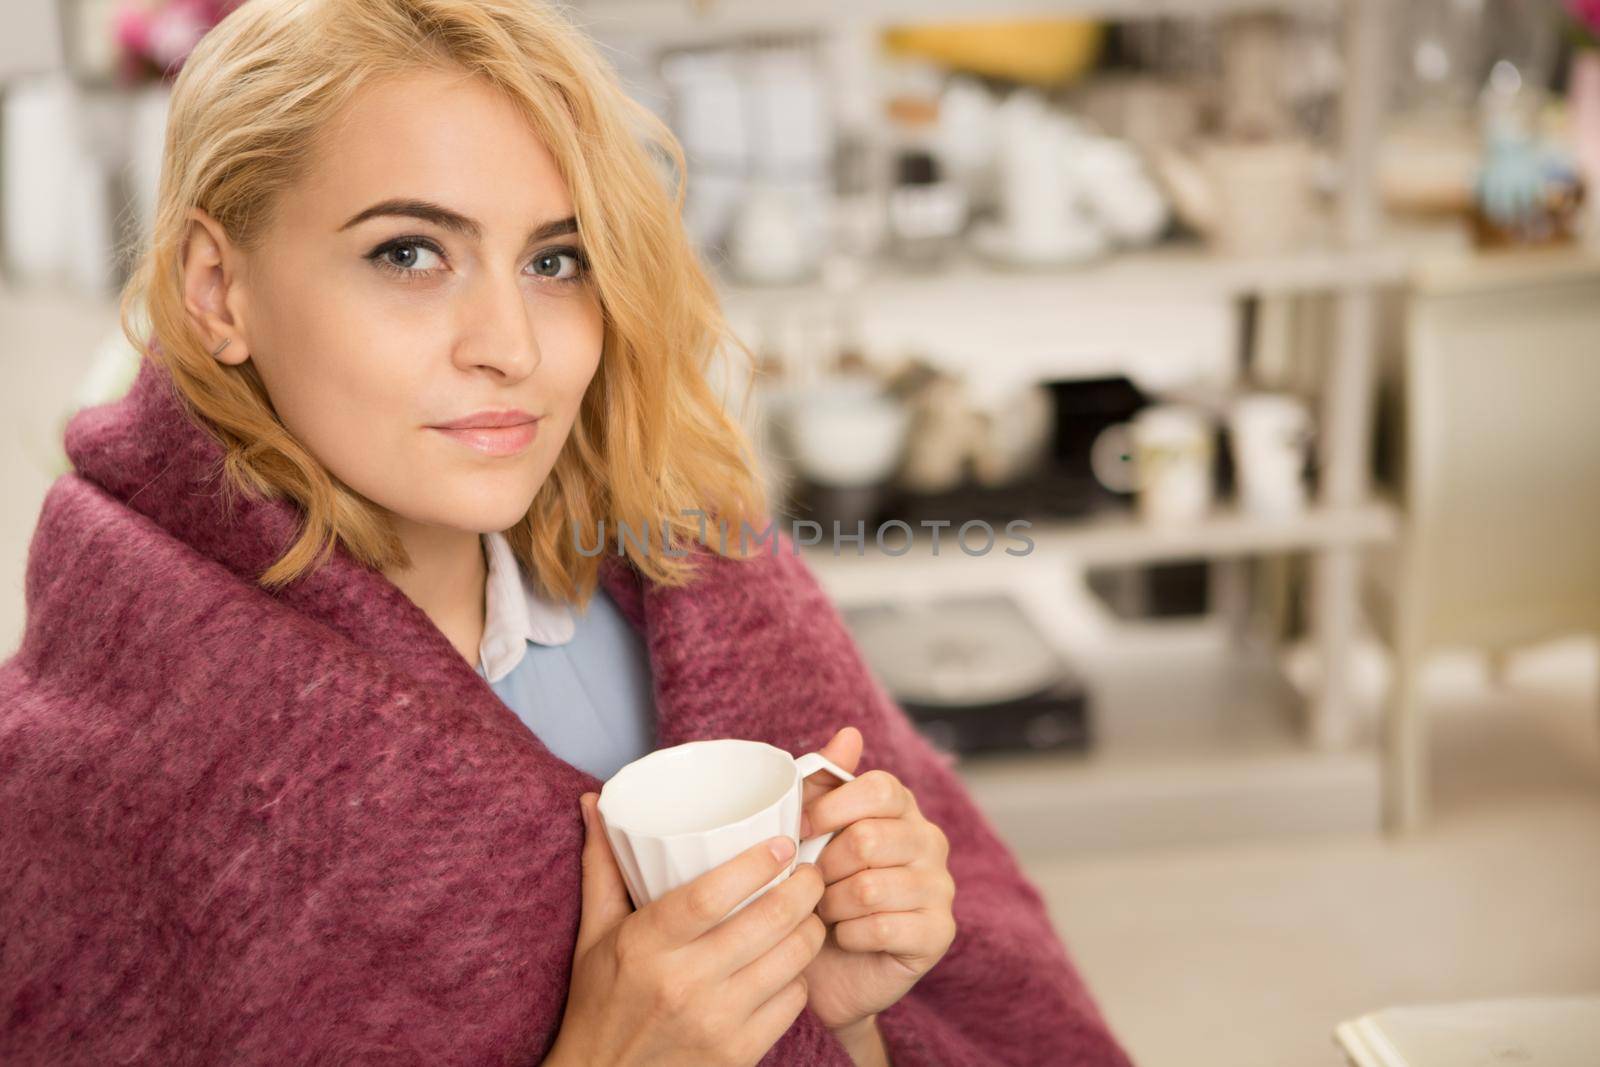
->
<box><xmin>720</xmin><ymin>219</ymin><xmax>1597</xmax><ymax>323</ymax></box>
<box><xmin>1408</xmin><ymin>243</ymin><xmax>1600</xmax><ymax>296</ymax></box>
<box><xmin>804</xmin><ymin>500</ymin><xmax>1395</xmax><ymax>855</ymax></box>
<box><xmin>720</xmin><ymin>240</ymin><xmax>1413</xmax><ymax>311</ymax></box>
<box><xmin>801</xmin><ymin>501</ymin><xmax>1398</xmax><ymax>602</ymax></box>
<box><xmin>950</xmin><ymin>617</ymin><xmax>1381</xmax><ymax>854</ymax></box>
<box><xmin>1024</xmin><ymin>499</ymin><xmax>1398</xmax><ymax>563</ymax></box>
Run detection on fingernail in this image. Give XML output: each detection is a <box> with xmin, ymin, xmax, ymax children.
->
<box><xmin>580</xmin><ymin>795</ymin><xmax>594</xmax><ymax>831</ymax></box>
<box><xmin>768</xmin><ymin>835</ymin><xmax>796</xmax><ymax>862</ymax></box>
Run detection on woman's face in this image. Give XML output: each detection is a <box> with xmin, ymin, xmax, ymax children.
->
<box><xmin>183</xmin><ymin>68</ymin><xmax>605</xmax><ymax>536</ymax></box>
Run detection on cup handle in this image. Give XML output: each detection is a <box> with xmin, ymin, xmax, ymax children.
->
<box><xmin>793</xmin><ymin>751</ymin><xmax>856</xmax><ymax>866</ymax></box>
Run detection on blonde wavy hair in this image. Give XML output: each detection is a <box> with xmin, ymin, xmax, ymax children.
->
<box><xmin>119</xmin><ymin>0</ymin><xmax>773</xmax><ymax>603</ymax></box>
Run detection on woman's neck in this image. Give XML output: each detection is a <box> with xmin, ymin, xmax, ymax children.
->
<box><xmin>381</xmin><ymin>519</ymin><xmax>489</xmax><ymax>669</ymax></box>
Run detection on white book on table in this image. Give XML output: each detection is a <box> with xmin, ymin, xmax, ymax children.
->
<box><xmin>1335</xmin><ymin>995</ymin><xmax>1600</xmax><ymax>1067</ymax></box>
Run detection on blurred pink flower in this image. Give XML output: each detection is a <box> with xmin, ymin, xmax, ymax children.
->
<box><xmin>114</xmin><ymin>0</ymin><xmax>241</xmax><ymax>81</ymax></box>
<box><xmin>1569</xmin><ymin>0</ymin><xmax>1600</xmax><ymax>38</ymax></box>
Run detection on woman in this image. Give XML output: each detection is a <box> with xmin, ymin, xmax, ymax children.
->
<box><xmin>0</xmin><ymin>1</ymin><xmax>1133</xmax><ymax>1064</ymax></box>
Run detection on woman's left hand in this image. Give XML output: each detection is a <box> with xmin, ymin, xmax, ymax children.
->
<box><xmin>797</xmin><ymin>727</ymin><xmax>957</xmax><ymax>1034</ymax></box>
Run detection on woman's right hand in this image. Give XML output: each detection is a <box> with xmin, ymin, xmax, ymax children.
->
<box><xmin>548</xmin><ymin>792</ymin><xmax>827</xmax><ymax>1067</ymax></box>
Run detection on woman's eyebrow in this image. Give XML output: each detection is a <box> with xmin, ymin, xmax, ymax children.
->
<box><xmin>338</xmin><ymin>198</ymin><xmax>579</xmax><ymax>246</ymax></box>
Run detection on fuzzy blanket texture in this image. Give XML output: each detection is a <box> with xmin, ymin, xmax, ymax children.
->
<box><xmin>0</xmin><ymin>354</ymin><xmax>1134</xmax><ymax>1066</ymax></box>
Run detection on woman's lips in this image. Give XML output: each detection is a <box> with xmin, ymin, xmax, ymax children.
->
<box><xmin>430</xmin><ymin>420</ymin><xmax>540</xmax><ymax>456</ymax></box>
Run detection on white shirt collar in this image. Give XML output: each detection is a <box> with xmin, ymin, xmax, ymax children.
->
<box><xmin>478</xmin><ymin>529</ymin><xmax>576</xmax><ymax>682</ymax></box>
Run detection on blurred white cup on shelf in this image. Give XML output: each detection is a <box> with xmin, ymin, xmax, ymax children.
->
<box><xmin>1065</xmin><ymin>133</ymin><xmax>1169</xmax><ymax>247</ymax></box>
<box><xmin>1131</xmin><ymin>404</ymin><xmax>1215</xmax><ymax>525</ymax></box>
<box><xmin>1228</xmin><ymin>392</ymin><xmax>1312</xmax><ymax>517</ymax></box>
<box><xmin>936</xmin><ymin>75</ymin><xmax>999</xmax><ymax>198</ymax></box>
<box><xmin>1091</xmin><ymin>404</ymin><xmax>1215</xmax><ymax>523</ymax></box>
<box><xmin>727</xmin><ymin>182</ymin><xmax>822</xmax><ymax>285</ymax></box>
<box><xmin>978</xmin><ymin>99</ymin><xmax>1106</xmax><ymax>268</ymax></box>
<box><xmin>972</xmin><ymin>383</ymin><xmax>1055</xmax><ymax>488</ymax></box>
<box><xmin>786</xmin><ymin>378</ymin><xmax>911</xmax><ymax>488</ymax></box>
<box><xmin>991</xmin><ymin>91</ymin><xmax>1110</xmax><ymax>264</ymax></box>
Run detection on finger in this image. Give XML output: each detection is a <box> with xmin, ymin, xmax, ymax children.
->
<box><xmin>646</xmin><ymin>833</ymin><xmax>798</xmax><ymax>949</ymax></box>
<box><xmin>700</xmin><ymin>861</ymin><xmax>825</xmax><ymax>975</ymax></box>
<box><xmin>813</xmin><ymin>816</ymin><xmax>923</xmax><ymax>885</ymax></box>
<box><xmin>831</xmin><ymin>908</ymin><xmax>956</xmax><ymax>964</ymax></box>
<box><xmin>801</xmin><ymin>727</ymin><xmax>863</xmax><ymax>822</ymax></box>
<box><xmin>743</xmin><ymin>971</ymin><xmax>812</xmax><ymax>1059</ymax></box>
<box><xmin>726</xmin><ymin>910</ymin><xmax>827</xmax><ymax>1017</ymax></box>
<box><xmin>819</xmin><ymin>725</ymin><xmax>862</xmax><ymax>766</ymax></box>
<box><xmin>816</xmin><ymin>865</ymin><xmax>951</xmax><ymax>925</ymax></box>
<box><xmin>574</xmin><ymin>793</ymin><xmax>634</xmax><ymax>954</ymax></box>
<box><xmin>803</xmin><ymin>768</ymin><xmax>911</xmax><ymax>840</ymax></box>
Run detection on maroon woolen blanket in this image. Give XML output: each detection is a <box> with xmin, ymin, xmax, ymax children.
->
<box><xmin>0</xmin><ymin>354</ymin><xmax>1134</xmax><ymax>1066</ymax></box>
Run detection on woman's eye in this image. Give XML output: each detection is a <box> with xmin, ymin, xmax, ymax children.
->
<box><xmin>370</xmin><ymin>238</ymin><xmax>444</xmax><ymax>275</ymax></box>
<box><xmin>529</xmin><ymin>248</ymin><xmax>587</xmax><ymax>283</ymax></box>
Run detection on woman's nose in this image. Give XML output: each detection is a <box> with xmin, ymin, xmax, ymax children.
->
<box><xmin>453</xmin><ymin>275</ymin><xmax>543</xmax><ymax>379</ymax></box>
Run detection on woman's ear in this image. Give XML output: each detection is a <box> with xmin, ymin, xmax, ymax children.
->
<box><xmin>180</xmin><ymin>207</ymin><xmax>251</xmax><ymax>366</ymax></box>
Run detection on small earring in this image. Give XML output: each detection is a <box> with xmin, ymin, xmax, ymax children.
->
<box><xmin>211</xmin><ymin>338</ymin><xmax>232</xmax><ymax>358</ymax></box>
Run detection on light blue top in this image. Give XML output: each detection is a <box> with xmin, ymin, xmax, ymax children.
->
<box><xmin>473</xmin><ymin>531</ymin><xmax>655</xmax><ymax>781</ymax></box>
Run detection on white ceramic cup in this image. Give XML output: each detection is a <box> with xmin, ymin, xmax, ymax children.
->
<box><xmin>787</xmin><ymin>381</ymin><xmax>912</xmax><ymax>489</ymax></box>
<box><xmin>995</xmin><ymin>92</ymin><xmax>1071</xmax><ymax>256</ymax></box>
<box><xmin>1229</xmin><ymin>392</ymin><xmax>1312</xmax><ymax>517</ymax></box>
<box><xmin>596</xmin><ymin>739</ymin><xmax>856</xmax><ymax>919</ymax></box>
<box><xmin>1130</xmin><ymin>405</ymin><xmax>1215</xmax><ymax>525</ymax></box>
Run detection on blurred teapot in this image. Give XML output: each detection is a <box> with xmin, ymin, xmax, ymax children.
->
<box><xmin>1153</xmin><ymin>138</ymin><xmax>1316</xmax><ymax>256</ymax></box>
